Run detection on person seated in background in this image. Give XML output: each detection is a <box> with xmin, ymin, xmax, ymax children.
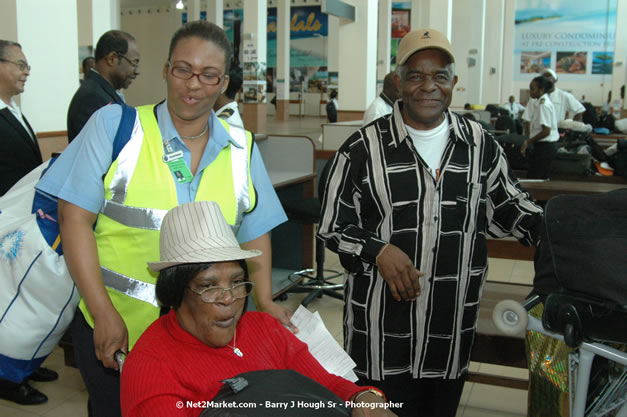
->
<box><xmin>213</xmin><ymin>62</ymin><xmax>244</xmax><ymax>128</ymax></box>
<box><xmin>327</xmin><ymin>89</ymin><xmax>338</xmax><ymax>122</ymax></box>
<box><xmin>120</xmin><ymin>201</ymin><xmax>396</xmax><ymax>417</ymax></box>
<box><xmin>521</xmin><ymin>76</ymin><xmax>559</xmax><ymax>179</ymax></box>
<box><xmin>503</xmin><ymin>95</ymin><xmax>525</xmax><ymax>119</ymax></box>
<box><xmin>463</xmin><ymin>103</ymin><xmax>472</xmax><ymax>110</ymax></box>
<box><xmin>541</xmin><ymin>69</ymin><xmax>585</xmax><ymax>122</ymax></box>
<box><xmin>362</xmin><ymin>72</ymin><xmax>401</xmax><ymax>126</ymax></box>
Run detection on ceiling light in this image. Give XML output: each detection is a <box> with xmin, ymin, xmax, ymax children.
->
<box><xmin>175</xmin><ymin>0</ymin><xmax>184</xmax><ymax>10</ymax></box>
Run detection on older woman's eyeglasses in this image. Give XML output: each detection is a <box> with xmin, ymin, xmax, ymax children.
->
<box><xmin>187</xmin><ymin>281</ymin><xmax>254</xmax><ymax>303</ymax></box>
<box><xmin>168</xmin><ymin>61</ymin><xmax>224</xmax><ymax>86</ymax></box>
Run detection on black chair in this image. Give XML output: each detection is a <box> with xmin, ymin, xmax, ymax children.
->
<box><xmin>495</xmin><ymin>115</ymin><xmax>516</xmax><ymax>133</ymax></box>
<box><xmin>280</xmin><ymin>159</ymin><xmax>343</xmax><ymax>307</ymax></box>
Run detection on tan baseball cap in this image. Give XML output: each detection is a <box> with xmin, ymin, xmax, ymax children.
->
<box><xmin>397</xmin><ymin>28</ymin><xmax>455</xmax><ymax>65</ymax></box>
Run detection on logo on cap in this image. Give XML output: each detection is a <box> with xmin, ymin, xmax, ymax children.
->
<box><xmin>422</xmin><ymin>31</ymin><xmax>431</xmax><ymax>39</ymax></box>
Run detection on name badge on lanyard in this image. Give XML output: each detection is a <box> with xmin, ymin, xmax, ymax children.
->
<box><xmin>163</xmin><ymin>140</ymin><xmax>193</xmax><ymax>184</ymax></box>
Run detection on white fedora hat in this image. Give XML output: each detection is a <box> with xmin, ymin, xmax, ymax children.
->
<box><xmin>147</xmin><ymin>201</ymin><xmax>260</xmax><ymax>271</ymax></box>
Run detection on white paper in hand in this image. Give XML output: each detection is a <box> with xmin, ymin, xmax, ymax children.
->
<box><xmin>289</xmin><ymin>305</ymin><xmax>358</xmax><ymax>382</ymax></box>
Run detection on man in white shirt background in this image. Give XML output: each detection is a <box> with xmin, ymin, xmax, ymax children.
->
<box><xmin>214</xmin><ymin>63</ymin><xmax>244</xmax><ymax>128</ymax></box>
<box><xmin>503</xmin><ymin>95</ymin><xmax>525</xmax><ymax>120</ymax></box>
<box><xmin>542</xmin><ymin>69</ymin><xmax>585</xmax><ymax>122</ymax></box>
<box><xmin>362</xmin><ymin>72</ymin><xmax>401</xmax><ymax>126</ymax></box>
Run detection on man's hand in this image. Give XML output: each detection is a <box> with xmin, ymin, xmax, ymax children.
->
<box><xmin>351</xmin><ymin>392</ymin><xmax>398</xmax><ymax>417</ymax></box>
<box><xmin>92</xmin><ymin>307</ymin><xmax>128</xmax><ymax>370</ymax></box>
<box><xmin>520</xmin><ymin>140</ymin><xmax>529</xmax><ymax>157</ymax></box>
<box><xmin>376</xmin><ymin>244</ymin><xmax>423</xmax><ymax>302</ymax></box>
<box><xmin>259</xmin><ymin>300</ymin><xmax>298</xmax><ymax>333</ymax></box>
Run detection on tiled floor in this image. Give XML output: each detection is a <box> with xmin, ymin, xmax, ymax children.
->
<box><xmin>2</xmin><ymin>115</ymin><xmax>536</xmax><ymax>416</ymax></box>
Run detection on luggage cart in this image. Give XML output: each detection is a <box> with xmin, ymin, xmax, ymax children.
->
<box><xmin>493</xmin><ymin>296</ymin><xmax>627</xmax><ymax>417</ymax></box>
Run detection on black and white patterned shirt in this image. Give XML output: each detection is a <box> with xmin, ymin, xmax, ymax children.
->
<box><xmin>318</xmin><ymin>102</ymin><xmax>543</xmax><ymax>380</ymax></box>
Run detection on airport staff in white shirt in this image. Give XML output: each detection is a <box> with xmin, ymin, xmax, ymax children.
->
<box><xmin>542</xmin><ymin>69</ymin><xmax>585</xmax><ymax>121</ymax></box>
<box><xmin>362</xmin><ymin>72</ymin><xmax>401</xmax><ymax>126</ymax></box>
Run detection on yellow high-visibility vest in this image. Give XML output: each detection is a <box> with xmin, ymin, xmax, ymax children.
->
<box><xmin>79</xmin><ymin>104</ymin><xmax>255</xmax><ymax>348</ymax></box>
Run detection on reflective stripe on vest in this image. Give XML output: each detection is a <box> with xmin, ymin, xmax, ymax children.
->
<box><xmin>100</xmin><ymin>117</ymin><xmax>251</xmax><ymax>233</ymax></box>
<box><xmin>228</xmin><ymin>124</ymin><xmax>250</xmax><ymax>232</ymax></box>
<box><xmin>101</xmin><ymin>267</ymin><xmax>159</xmax><ymax>307</ymax></box>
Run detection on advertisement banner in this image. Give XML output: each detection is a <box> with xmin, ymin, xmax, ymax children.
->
<box><xmin>223</xmin><ymin>6</ymin><xmax>328</xmax><ymax>68</ymax></box>
<box><xmin>513</xmin><ymin>0</ymin><xmax>616</xmax><ymax>81</ymax></box>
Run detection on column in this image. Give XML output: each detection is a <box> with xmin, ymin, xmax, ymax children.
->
<box><xmin>500</xmin><ymin>0</ymin><xmax>516</xmax><ymax>103</ymax></box>
<box><xmin>187</xmin><ymin>0</ymin><xmax>201</xmax><ymax>22</ymax></box>
<box><xmin>92</xmin><ymin>0</ymin><xmax>121</xmax><ymax>43</ymax></box>
<box><xmin>450</xmin><ymin>0</ymin><xmax>486</xmax><ymax>107</ymax></box>
<box><xmin>327</xmin><ymin>16</ymin><xmax>339</xmax><ymax>74</ymax></box>
<box><xmin>337</xmin><ymin>0</ymin><xmax>377</xmax><ymax>121</ymax></box>
<box><xmin>481</xmin><ymin>0</ymin><xmax>504</xmax><ymax>105</ymax></box>
<box><xmin>377</xmin><ymin>0</ymin><xmax>392</xmax><ymax>93</ymax></box>
<box><xmin>612</xmin><ymin>0</ymin><xmax>627</xmax><ymax>116</ymax></box>
<box><xmin>206</xmin><ymin>0</ymin><xmax>224</xmax><ymax>27</ymax></box>
<box><xmin>410</xmin><ymin>0</ymin><xmax>452</xmax><ymax>38</ymax></box>
<box><xmin>275</xmin><ymin>0</ymin><xmax>290</xmax><ymax>120</ymax></box>
<box><xmin>242</xmin><ymin>0</ymin><xmax>267</xmax><ymax>133</ymax></box>
<box><xmin>0</xmin><ymin>0</ymin><xmax>79</xmax><ymax>133</ymax></box>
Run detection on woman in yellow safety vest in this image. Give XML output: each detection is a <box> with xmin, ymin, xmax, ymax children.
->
<box><xmin>36</xmin><ymin>21</ymin><xmax>291</xmax><ymax>417</ymax></box>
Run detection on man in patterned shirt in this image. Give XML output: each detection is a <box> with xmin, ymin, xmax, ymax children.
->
<box><xmin>318</xmin><ymin>28</ymin><xmax>543</xmax><ymax>417</ymax></box>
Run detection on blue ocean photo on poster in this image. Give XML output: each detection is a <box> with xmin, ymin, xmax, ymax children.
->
<box><xmin>592</xmin><ymin>52</ymin><xmax>613</xmax><ymax>75</ymax></box>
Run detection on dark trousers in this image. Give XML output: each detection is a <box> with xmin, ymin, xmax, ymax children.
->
<box><xmin>72</xmin><ymin>310</ymin><xmax>121</xmax><ymax>417</ymax></box>
<box><xmin>359</xmin><ymin>373</ymin><xmax>466</xmax><ymax>417</ymax></box>
<box><xmin>527</xmin><ymin>141</ymin><xmax>558</xmax><ymax>179</ymax></box>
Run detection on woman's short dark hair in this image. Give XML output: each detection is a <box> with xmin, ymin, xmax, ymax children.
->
<box><xmin>156</xmin><ymin>260</ymin><xmax>249</xmax><ymax>310</ymax></box>
<box><xmin>531</xmin><ymin>76</ymin><xmax>553</xmax><ymax>94</ymax></box>
<box><xmin>95</xmin><ymin>30</ymin><xmax>135</xmax><ymax>62</ymax></box>
<box><xmin>168</xmin><ymin>20</ymin><xmax>233</xmax><ymax>74</ymax></box>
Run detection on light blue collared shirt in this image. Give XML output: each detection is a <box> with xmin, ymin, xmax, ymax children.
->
<box><xmin>36</xmin><ymin>100</ymin><xmax>286</xmax><ymax>243</ymax></box>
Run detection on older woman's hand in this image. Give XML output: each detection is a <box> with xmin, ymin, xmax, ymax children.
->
<box><xmin>259</xmin><ymin>300</ymin><xmax>298</xmax><ymax>333</ymax></box>
<box><xmin>350</xmin><ymin>392</ymin><xmax>398</xmax><ymax>417</ymax></box>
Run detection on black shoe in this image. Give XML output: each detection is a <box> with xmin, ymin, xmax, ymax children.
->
<box><xmin>0</xmin><ymin>382</ymin><xmax>48</xmax><ymax>405</ymax></box>
<box><xmin>28</xmin><ymin>367</ymin><xmax>59</xmax><ymax>382</ymax></box>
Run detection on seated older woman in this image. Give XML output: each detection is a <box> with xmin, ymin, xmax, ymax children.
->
<box><xmin>120</xmin><ymin>201</ymin><xmax>396</xmax><ymax>417</ymax></box>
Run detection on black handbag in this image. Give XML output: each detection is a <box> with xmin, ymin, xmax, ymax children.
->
<box><xmin>200</xmin><ymin>369</ymin><xmax>352</xmax><ymax>417</ymax></box>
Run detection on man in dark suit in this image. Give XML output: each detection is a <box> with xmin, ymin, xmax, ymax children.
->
<box><xmin>0</xmin><ymin>40</ymin><xmax>60</xmax><ymax>405</ymax></box>
<box><xmin>67</xmin><ymin>30</ymin><xmax>140</xmax><ymax>142</ymax></box>
<box><xmin>0</xmin><ymin>40</ymin><xmax>42</xmax><ymax>197</ymax></box>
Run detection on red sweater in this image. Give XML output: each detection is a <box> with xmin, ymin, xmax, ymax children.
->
<box><xmin>120</xmin><ymin>310</ymin><xmax>365</xmax><ymax>417</ymax></box>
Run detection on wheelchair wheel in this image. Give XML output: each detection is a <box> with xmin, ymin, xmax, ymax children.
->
<box><xmin>493</xmin><ymin>299</ymin><xmax>528</xmax><ymax>336</ymax></box>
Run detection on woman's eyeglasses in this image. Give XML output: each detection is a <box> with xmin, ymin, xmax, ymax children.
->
<box><xmin>168</xmin><ymin>61</ymin><xmax>224</xmax><ymax>86</ymax></box>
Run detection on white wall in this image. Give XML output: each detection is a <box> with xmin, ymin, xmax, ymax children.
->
<box><xmin>17</xmin><ymin>0</ymin><xmax>79</xmax><ymax>132</ymax></box>
<box><xmin>120</xmin><ymin>7</ymin><xmax>183</xmax><ymax>106</ymax></box>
